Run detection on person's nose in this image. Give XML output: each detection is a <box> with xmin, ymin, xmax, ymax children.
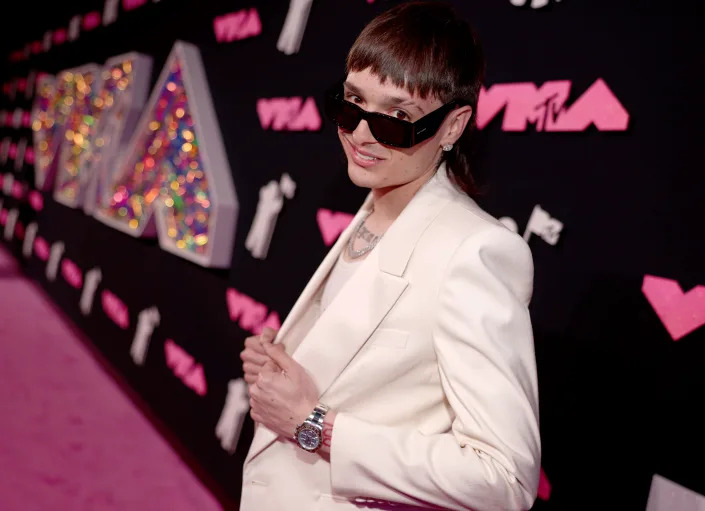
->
<box><xmin>351</xmin><ymin>118</ymin><xmax>377</xmax><ymax>146</ymax></box>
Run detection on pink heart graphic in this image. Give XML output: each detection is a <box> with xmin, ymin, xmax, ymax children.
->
<box><xmin>642</xmin><ymin>275</ymin><xmax>705</xmax><ymax>341</ymax></box>
<box><xmin>316</xmin><ymin>208</ymin><xmax>354</xmax><ymax>246</ymax></box>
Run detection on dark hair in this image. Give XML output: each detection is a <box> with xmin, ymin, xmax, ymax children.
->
<box><xmin>346</xmin><ymin>1</ymin><xmax>485</xmax><ymax>197</ymax></box>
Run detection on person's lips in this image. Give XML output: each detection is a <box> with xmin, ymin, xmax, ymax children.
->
<box><xmin>345</xmin><ymin>137</ymin><xmax>384</xmax><ymax>168</ymax></box>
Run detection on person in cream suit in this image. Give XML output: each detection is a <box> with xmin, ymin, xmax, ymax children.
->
<box><xmin>239</xmin><ymin>2</ymin><xmax>541</xmax><ymax>510</ymax></box>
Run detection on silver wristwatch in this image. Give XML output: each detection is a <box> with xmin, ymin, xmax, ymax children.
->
<box><xmin>294</xmin><ymin>403</ymin><xmax>329</xmax><ymax>452</ymax></box>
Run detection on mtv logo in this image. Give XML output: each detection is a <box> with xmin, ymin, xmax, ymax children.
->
<box><xmin>215</xmin><ymin>378</ymin><xmax>250</xmax><ymax>453</ymax></box>
<box><xmin>214</xmin><ymin>8</ymin><xmax>262</xmax><ymax>43</ymax></box>
<box><xmin>646</xmin><ymin>474</ymin><xmax>705</xmax><ymax>511</ymax></box>
<box><xmin>256</xmin><ymin>97</ymin><xmax>322</xmax><ymax>131</ymax></box>
<box><xmin>226</xmin><ymin>287</ymin><xmax>281</xmax><ymax>335</ymax></box>
<box><xmin>277</xmin><ymin>0</ymin><xmax>314</xmax><ymax>55</ymax></box>
<box><xmin>477</xmin><ymin>79</ymin><xmax>629</xmax><ymax>132</ymax></box>
<box><xmin>523</xmin><ymin>204</ymin><xmax>563</xmax><ymax>245</ymax></box>
<box><xmin>164</xmin><ymin>339</ymin><xmax>208</xmax><ymax>396</ymax></box>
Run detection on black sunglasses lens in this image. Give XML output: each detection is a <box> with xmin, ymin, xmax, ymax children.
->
<box><xmin>325</xmin><ymin>96</ymin><xmax>361</xmax><ymax>131</ymax></box>
<box><xmin>324</xmin><ymin>93</ymin><xmax>413</xmax><ymax>147</ymax></box>
<box><xmin>338</xmin><ymin>102</ymin><xmax>363</xmax><ymax>131</ymax></box>
<box><xmin>367</xmin><ymin>117</ymin><xmax>410</xmax><ymax>147</ymax></box>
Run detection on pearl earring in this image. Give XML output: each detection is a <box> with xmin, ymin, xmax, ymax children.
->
<box><xmin>442</xmin><ymin>144</ymin><xmax>453</xmax><ymax>152</ymax></box>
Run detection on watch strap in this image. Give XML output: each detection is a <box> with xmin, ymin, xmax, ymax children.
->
<box><xmin>307</xmin><ymin>403</ymin><xmax>329</xmax><ymax>428</ymax></box>
<box><xmin>293</xmin><ymin>403</ymin><xmax>329</xmax><ymax>443</ymax></box>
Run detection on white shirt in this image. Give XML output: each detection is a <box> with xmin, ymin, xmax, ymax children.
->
<box><xmin>319</xmin><ymin>252</ymin><xmax>361</xmax><ymax>314</ymax></box>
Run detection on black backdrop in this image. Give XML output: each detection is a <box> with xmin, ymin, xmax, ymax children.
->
<box><xmin>1</xmin><ymin>1</ymin><xmax>704</xmax><ymax>509</ymax></box>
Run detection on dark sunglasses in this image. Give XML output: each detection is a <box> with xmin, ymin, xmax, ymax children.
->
<box><xmin>324</xmin><ymin>85</ymin><xmax>463</xmax><ymax>148</ymax></box>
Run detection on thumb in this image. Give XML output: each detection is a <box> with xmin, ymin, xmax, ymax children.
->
<box><xmin>259</xmin><ymin>327</ymin><xmax>278</xmax><ymax>343</ymax></box>
<box><xmin>269</xmin><ymin>343</ymin><xmax>285</xmax><ymax>354</ymax></box>
<box><xmin>263</xmin><ymin>342</ymin><xmax>293</xmax><ymax>371</ymax></box>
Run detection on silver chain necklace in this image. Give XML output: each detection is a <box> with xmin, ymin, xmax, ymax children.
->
<box><xmin>347</xmin><ymin>210</ymin><xmax>383</xmax><ymax>259</ymax></box>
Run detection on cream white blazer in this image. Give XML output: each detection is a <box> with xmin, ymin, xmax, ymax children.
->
<box><xmin>241</xmin><ymin>165</ymin><xmax>541</xmax><ymax>511</ymax></box>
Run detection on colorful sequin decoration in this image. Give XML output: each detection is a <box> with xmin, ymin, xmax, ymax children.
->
<box><xmin>100</xmin><ymin>59</ymin><xmax>211</xmax><ymax>255</ymax></box>
<box><xmin>54</xmin><ymin>67</ymin><xmax>101</xmax><ymax>205</ymax></box>
<box><xmin>81</xmin><ymin>58</ymin><xmax>141</xmax><ymax>211</ymax></box>
<box><xmin>31</xmin><ymin>76</ymin><xmax>70</xmax><ymax>190</ymax></box>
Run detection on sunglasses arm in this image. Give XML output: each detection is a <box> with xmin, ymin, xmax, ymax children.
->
<box><xmin>411</xmin><ymin>101</ymin><xmax>459</xmax><ymax>146</ymax></box>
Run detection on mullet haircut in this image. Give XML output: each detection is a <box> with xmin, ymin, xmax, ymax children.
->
<box><xmin>346</xmin><ymin>1</ymin><xmax>486</xmax><ymax>196</ymax></box>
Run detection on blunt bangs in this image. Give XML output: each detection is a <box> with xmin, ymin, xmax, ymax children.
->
<box><xmin>345</xmin><ymin>1</ymin><xmax>483</xmax><ymax>112</ymax></box>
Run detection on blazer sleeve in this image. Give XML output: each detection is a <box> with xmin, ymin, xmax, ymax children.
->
<box><xmin>329</xmin><ymin>227</ymin><xmax>541</xmax><ymax>511</ymax></box>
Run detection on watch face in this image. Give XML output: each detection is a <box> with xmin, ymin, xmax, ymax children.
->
<box><xmin>297</xmin><ymin>425</ymin><xmax>320</xmax><ymax>451</ymax></box>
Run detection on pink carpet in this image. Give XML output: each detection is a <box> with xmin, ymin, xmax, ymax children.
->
<box><xmin>0</xmin><ymin>246</ymin><xmax>223</xmax><ymax>511</ymax></box>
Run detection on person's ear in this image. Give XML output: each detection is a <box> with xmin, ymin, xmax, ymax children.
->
<box><xmin>441</xmin><ymin>105</ymin><xmax>473</xmax><ymax>148</ymax></box>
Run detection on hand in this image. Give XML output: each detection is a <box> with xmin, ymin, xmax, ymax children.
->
<box><xmin>240</xmin><ymin>327</ymin><xmax>282</xmax><ymax>385</ymax></box>
<box><xmin>249</xmin><ymin>343</ymin><xmax>320</xmax><ymax>442</ymax></box>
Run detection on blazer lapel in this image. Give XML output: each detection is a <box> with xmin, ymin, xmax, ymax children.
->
<box><xmin>273</xmin><ymin>194</ymin><xmax>374</xmax><ymax>353</ymax></box>
<box><xmin>245</xmin><ymin>194</ymin><xmax>373</xmax><ymax>465</ymax></box>
<box><xmin>292</xmin><ymin>249</ymin><xmax>408</xmax><ymax>396</ymax></box>
<box><xmin>293</xmin><ymin>166</ymin><xmax>459</xmax><ymax>390</ymax></box>
<box><xmin>246</xmin><ymin>166</ymin><xmax>459</xmax><ymax>465</ymax></box>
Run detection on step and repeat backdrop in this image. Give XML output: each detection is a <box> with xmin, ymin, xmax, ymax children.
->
<box><xmin>1</xmin><ymin>0</ymin><xmax>703</xmax><ymax>509</ymax></box>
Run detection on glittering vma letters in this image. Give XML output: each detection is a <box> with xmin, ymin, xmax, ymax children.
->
<box><xmin>32</xmin><ymin>74</ymin><xmax>67</xmax><ymax>190</ymax></box>
<box><xmin>81</xmin><ymin>53</ymin><xmax>152</xmax><ymax>215</ymax></box>
<box><xmin>52</xmin><ymin>64</ymin><xmax>102</xmax><ymax>206</ymax></box>
<box><xmin>31</xmin><ymin>53</ymin><xmax>152</xmax><ymax>209</ymax></box>
<box><xmin>94</xmin><ymin>42</ymin><xmax>237</xmax><ymax>268</ymax></box>
<box><xmin>29</xmin><ymin>42</ymin><xmax>237</xmax><ymax>267</ymax></box>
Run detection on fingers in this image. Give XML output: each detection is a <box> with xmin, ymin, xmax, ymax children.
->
<box><xmin>243</xmin><ymin>329</ymin><xmax>283</xmax><ymax>363</ymax></box>
<box><xmin>240</xmin><ymin>348</ymin><xmax>268</xmax><ymax>366</ymax></box>
<box><xmin>248</xmin><ymin>383</ymin><xmax>268</xmax><ymax>413</ymax></box>
<box><xmin>241</xmin><ymin>346</ymin><xmax>282</xmax><ymax>371</ymax></box>
<box><xmin>244</xmin><ymin>336</ymin><xmax>268</xmax><ymax>355</ymax></box>
<box><xmin>261</xmin><ymin>359</ymin><xmax>280</xmax><ymax>374</ymax></box>
<box><xmin>240</xmin><ymin>342</ymin><xmax>284</xmax><ymax>365</ymax></box>
<box><xmin>243</xmin><ymin>361</ymin><xmax>276</xmax><ymax>388</ymax></box>
<box><xmin>262</xmin><ymin>342</ymin><xmax>294</xmax><ymax>371</ymax></box>
<box><xmin>260</xmin><ymin>327</ymin><xmax>278</xmax><ymax>342</ymax></box>
<box><xmin>241</xmin><ymin>331</ymin><xmax>284</xmax><ymax>392</ymax></box>
<box><xmin>242</xmin><ymin>361</ymin><xmax>263</xmax><ymax>375</ymax></box>
<box><xmin>249</xmin><ymin>383</ymin><xmax>262</xmax><ymax>399</ymax></box>
<box><xmin>244</xmin><ymin>361</ymin><xmax>281</xmax><ymax>385</ymax></box>
<box><xmin>242</xmin><ymin>345</ymin><xmax>285</xmax><ymax>387</ymax></box>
